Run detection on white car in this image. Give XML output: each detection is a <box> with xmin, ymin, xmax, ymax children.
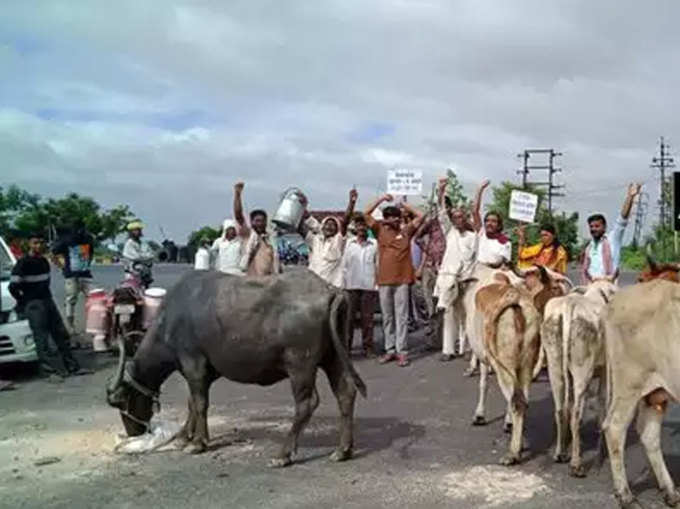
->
<box><xmin>0</xmin><ymin>236</ymin><xmax>36</xmax><ymax>363</ymax></box>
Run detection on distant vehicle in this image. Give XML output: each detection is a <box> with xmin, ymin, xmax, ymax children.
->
<box><xmin>0</xmin><ymin>236</ymin><xmax>37</xmax><ymax>364</ymax></box>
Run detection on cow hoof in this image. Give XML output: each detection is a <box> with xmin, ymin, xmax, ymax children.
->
<box><xmin>472</xmin><ymin>416</ymin><xmax>487</xmax><ymax>426</ymax></box>
<box><xmin>329</xmin><ymin>448</ymin><xmax>353</xmax><ymax>463</ymax></box>
<box><xmin>503</xmin><ymin>422</ymin><xmax>513</xmax><ymax>434</ymax></box>
<box><xmin>553</xmin><ymin>452</ymin><xmax>570</xmax><ymax>464</ymax></box>
<box><xmin>617</xmin><ymin>497</ymin><xmax>643</xmax><ymax>509</ymax></box>
<box><xmin>569</xmin><ymin>464</ymin><xmax>587</xmax><ymax>478</ymax></box>
<box><xmin>664</xmin><ymin>490</ymin><xmax>680</xmax><ymax>507</ymax></box>
<box><xmin>463</xmin><ymin>368</ymin><xmax>478</xmax><ymax>378</ymax></box>
<box><xmin>499</xmin><ymin>454</ymin><xmax>519</xmax><ymax>466</ymax></box>
<box><xmin>268</xmin><ymin>457</ymin><xmax>292</xmax><ymax>468</ymax></box>
<box><xmin>183</xmin><ymin>442</ymin><xmax>206</xmax><ymax>455</ymax></box>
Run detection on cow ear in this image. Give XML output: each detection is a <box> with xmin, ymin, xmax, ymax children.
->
<box><xmin>646</xmin><ymin>255</ymin><xmax>659</xmax><ymax>273</ymax></box>
<box><xmin>459</xmin><ymin>277</ymin><xmax>478</xmax><ymax>285</ymax></box>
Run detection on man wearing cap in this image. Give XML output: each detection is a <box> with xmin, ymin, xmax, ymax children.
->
<box><xmin>122</xmin><ymin>220</ymin><xmax>154</xmax><ymax>288</ymax></box>
<box><xmin>211</xmin><ymin>218</ymin><xmax>245</xmax><ymax>275</ymax></box>
<box><xmin>9</xmin><ymin>232</ymin><xmax>83</xmax><ymax>377</ymax></box>
<box><xmin>194</xmin><ymin>237</ymin><xmax>212</xmax><ymax>271</ymax></box>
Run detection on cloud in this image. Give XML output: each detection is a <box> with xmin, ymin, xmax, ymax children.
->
<box><xmin>1</xmin><ymin>0</ymin><xmax>679</xmax><ymax>241</ymax></box>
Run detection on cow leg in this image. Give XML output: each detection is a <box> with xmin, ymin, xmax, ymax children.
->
<box><xmin>604</xmin><ymin>396</ymin><xmax>639</xmax><ymax>508</ymax></box>
<box><xmin>569</xmin><ymin>374</ymin><xmax>592</xmax><ymax>478</ymax></box>
<box><xmin>546</xmin><ymin>355</ymin><xmax>569</xmax><ymax>463</ymax></box>
<box><xmin>271</xmin><ymin>368</ymin><xmax>320</xmax><ymax>468</ymax></box>
<box><xmin>636</xmin><ymin>401</ymin><xmax>680</xmax><ymax>507</ymax></box>
<box><xmin>322</xmin><ymin>356</ymin><xmax>357</xmax><ymax>463</ymax></box>
<box><xmin>464</xmin><ymin>353</ymin><xmax>479</xmax><ymax>377</ymax></box>
<box><xmin>472</xmin><ymin>361</ymin><xmax>489</xmax><ymax>425</ymax></box>
<box><xmin>495</xmin><ymin>369</ymin><xmax>525</xmax><ymax>466</ymax></box>
<box><xmin>503</xmin><ymin>401</ymin><xmax>513</xmax><ymax>433</ymax></box>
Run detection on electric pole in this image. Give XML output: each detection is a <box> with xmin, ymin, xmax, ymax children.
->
<box><xmin>516</xmin><ymin>149</ymin><xmax>565</xmax><ymax>215</ymax></box>
<box><xmin>632</xmin><ymin>192</ymin><xmax>649</xmax><ymax>249</ymax></box>
<box><xmin>651</xmin><ymin>136</ymin><xmax>675</xmax><ymax>230</ymax></box>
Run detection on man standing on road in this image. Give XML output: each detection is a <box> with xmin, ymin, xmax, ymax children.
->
<box><xmin>194</xmin><ymin>237</ymin><xmax>212</xmax><ymax>271</ymax></box>
<box><xmin>234</xmin><ymin>182</ymin><xmax>280</xmax><ymax>276</ymax></box>
<box><xmin>342</xmin><ymin>214</ymin><xmax>378</xmax><ymax>357</ymax></box>
<box><xmin>304</xmin><ymin>189</ymin><xmax>357</xmax><ymax>287</ymax></box>
<box><xmin>581</xmin><ymin>183</ymin><xmax>641</xmax><ymax>283</ymax></box>
<box><xmin>51</xmin><ymin>219</ymin><xmax>94</xmax><ymax>347</ymax></box>
<box><xmin>9</xmin><ymin>233</ymin><xmax>83</xmax><ymax>378</ymax></box>
<box><xmin>365</xmin><ymin>194</ymin><xmax>425</xmax><ymax>367</ymax></box>
<box><xmin>212</xmin><ymin>218</ymin><xmax>245</xmax><ymax>275</ymax></box>
<box><xmin>433</xmin><ymin>178</ymin><xmax>477</xmax><ymax>362</ymax></box>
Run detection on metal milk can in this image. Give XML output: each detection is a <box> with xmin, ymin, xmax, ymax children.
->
<box><xmin>272</xmin><ymin>187</ymin><xmax>307</xmax><ymax>231</ymax></box>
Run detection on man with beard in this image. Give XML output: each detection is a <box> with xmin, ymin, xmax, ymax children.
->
<box><xmin>472</xmin><ymin>179</ymin><xmax>512</xmax><ymax>266</ymax></box>
<box><xmin>581</xmin><ymin>182</ymin><xmax>641</xmax><ymax>283</ymax></box>
<box><xmin>234</xmin><ymin>182</ymin><xmax>280</xmax><ymax>276</ymax></box>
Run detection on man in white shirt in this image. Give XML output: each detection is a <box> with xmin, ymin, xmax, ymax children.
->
<box><xmin>342</xmin><ymin>214</ymin><xmax>378</xmax><ymax>357</ymax></box>
<box><xmin>433</xmin><ymin>178</ymin><xmax>477</xmax><ymax>362</ymax></box>
<box><xmin>304</xmin><ymin>188</ymin><xmax>357</xmax><ymax>287</ymax></box>
<box><xmin>471</xmin><ymin>179</ymin><xmax>512</xmax><ymax>266</ymax></box>
<box><xmin>194</xmin><ymin>237</ymin><xmax>211</xmax><ymax>271</ymax></box>
<box><xmin>211</xmin><ymin>218</ymin><xmax>244</xmax><ymax>275</ymax></box>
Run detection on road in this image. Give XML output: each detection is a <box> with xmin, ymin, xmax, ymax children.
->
<box><xmin>1</xmin><ymin>265</ymin><xmax>675</xmax><ymax>509</ymax></box>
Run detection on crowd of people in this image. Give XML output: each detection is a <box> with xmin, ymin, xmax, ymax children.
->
<box><xmin>191</xmin><ymin>178</ymin><xmax>643</xmax><ymax>368</ymax></box>
<box><xmin>5</xmin><ymin>176</ymin><xmax>642</xmax><ymax>381</ymax></box>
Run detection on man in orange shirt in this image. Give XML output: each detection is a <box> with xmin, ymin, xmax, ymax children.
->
<box><xmin>364</xmin><ymin>194</ymin><xmax>425</xmax><ymax>367</ymax></box>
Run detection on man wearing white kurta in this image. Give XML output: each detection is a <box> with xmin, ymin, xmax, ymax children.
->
<box><xmin>211</xmin><ymin>219</ymin><xmax>245</xmax><ymax>275</ymax></box>
<box><xmin>433</xmin><ymin>178</ymin><xmax>477</xmax><ymax>362</ymax></box>
<box><xmin>304</xmin><ymin>189</ymin><xmax>357</xmax><ymax>287</ymax></box>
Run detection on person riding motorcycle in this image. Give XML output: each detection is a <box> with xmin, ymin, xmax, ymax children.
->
<box><xmin>122</xmin><ymin>220</ymin><xmax>154</xmax><ymax>289</ymax></box>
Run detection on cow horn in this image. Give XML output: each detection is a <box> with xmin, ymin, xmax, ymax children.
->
<box><xmin>508</xmin><ymin>265</ymin><xmax>528</xmax><ymax>279</ymax></box>
<box><xmin>107</xmin><ymin>336</ymin><xmax>126</xmax><ymax>394</ymax></box>
<box><xmin>533</xmin><ymin>264</ymin><xmax>550</xmax><ymax>285</ymax></box>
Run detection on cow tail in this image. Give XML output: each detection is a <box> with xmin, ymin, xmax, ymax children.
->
<box><xmin>598</xmin><ymin>315</ymin><xmax>612</xmax><ymax>468</ymax></box>
<box><xmin>329</xmin><ymin>292</ymin><xmax>367</xmax><ymax>398</ymax></box>
<box><xmin>484</xmin><ymin>288</ymin><xmax>528</xmax><ymax>413</ymax></box>
<box><xmin>561</xmin><ymin>300</ymin><xmax>574</xmax><ymax>418</ymax></box>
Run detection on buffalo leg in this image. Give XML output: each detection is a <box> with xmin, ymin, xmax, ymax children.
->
<box><xmin>636</xmin><ymin>401</ymin><xmax>680</xmax><ymax>507</ymax></box>
<box><xmin>271</xmin><ymin>368</ymin><xmax>320</xmax><ymax>468</ymax></box>
<box><xmin>184</xmin><ymin>378</ymin><xmax>212</xmax><ymax>454</ymax></box>
<box><xmin>604</xmin><ymin>395</ymin><xmax>639</xmax><ymax>508</ymax></box>
<box><xmin>175</xmin><ymin>397</ymin><xmax>196</xmax><ymax>448</ymax></box>
<box><xmin>323</xmin><ymin>356</ymin><xmax>357</xmax><ymax>462</ymax></box>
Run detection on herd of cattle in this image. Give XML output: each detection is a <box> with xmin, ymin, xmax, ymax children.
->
<box><xmin>105</xmin><ymin>260</ymin><xmax>680</xmax><ymax>509</ymax></box>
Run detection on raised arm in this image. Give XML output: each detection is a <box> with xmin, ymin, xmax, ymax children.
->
<box><xmin>233</xmin><ymin>182</ymin><xmax>247</xmax><ymax>231</ymax></box>
<box><xmin>342</xmin><ymin>188</ymin><xmax>358</xmax><ymax>236</ymax></box>
<box><xmin>364</xmin><ymin>193</ymin><xmax>393</xmax><ymax>230</ymax></box>
<box><xmin>620</xmin><ymin>183</ymin><xmax>642</xmax><ymax>220</ymax></box>
<box><xmin>437</xmin><ymin>177</ymin><xmax>452</xmax><ymax>233</ymax></box>
<box><xmin>402</xmin><ymin>202</ymin><xmax>425</xmax><ymax>234</ymax></box>
<box><xmin>472</xmin><ymin>179</ymin><xmax>490</xmax><ymax>232</ymax></box>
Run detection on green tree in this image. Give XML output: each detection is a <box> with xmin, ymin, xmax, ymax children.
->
<box><xmin>99</xmin><ymin>205</ymin><xmax>135</xmax><ymax>243</ymax></box>
<box><xmin>0</xmin><ymin>185</ymin><xmax>41</xmax><ymax>236</ymax></box>
<box><xmin>187</xmin><ymin>225</ymin><xmax>221</xmax><ymax>249</ymax></box>
<box><xmin>486</xmin><ymin>181</ymin><xmax>579</xmax><ymax>261</ymax></box>
<box><xmin>445</xmin><ymin>169</ymin><xmax>469</xmax><ymax>208</ymax></box>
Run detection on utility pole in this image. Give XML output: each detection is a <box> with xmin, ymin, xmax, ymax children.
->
<box><xmin>631</xmin><ymin>192</ymin><xmax>649</xmax><ymax>249</ymax></box>
<box><xmin>651</xmin><ymin>136</ymin><xmax>675</xmax><ymax>230</ymax></box>
<box><xmin>516</xmin><ymin>149</ymin><xmax>565</xmax><ymax>215</ymax></box>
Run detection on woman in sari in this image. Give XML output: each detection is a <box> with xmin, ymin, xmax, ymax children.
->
<box><xmin>517</xmin><ymin>223</ymin><xmax>568</xmax><ymax>274</ymax></box>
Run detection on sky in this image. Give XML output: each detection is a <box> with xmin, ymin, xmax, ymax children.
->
<box><xmin>2</xmin><ymin>1</ymin><xmax>679</xmax><ymax>242</ymax></box>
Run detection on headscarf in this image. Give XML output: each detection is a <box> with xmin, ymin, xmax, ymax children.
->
<box><xmin>222</xmin><ymin>219</ymin><xmax>238</xmax><ymax>237</ymax></box>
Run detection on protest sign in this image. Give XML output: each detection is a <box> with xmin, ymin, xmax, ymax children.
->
<box><xmin>509</xmin><ymin>190</ymin><xmax>539</xmax><ymax>223</ymax></box>
<box><xmin>387</xmin><ymin>170</ymin><xmax>423</xmax><ymax>196</ymax></box>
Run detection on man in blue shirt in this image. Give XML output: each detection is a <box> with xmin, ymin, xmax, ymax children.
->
<box><xmin>581</xmin><ymin>183</ymin><xmax>641</xmax><ymax>283</ymax></box>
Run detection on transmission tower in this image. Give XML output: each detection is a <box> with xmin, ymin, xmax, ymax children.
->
<box><xmin>651</xmin><ymin>137</ymin><xmax>675</xmax><ymax>229</ymax></box>
<box><xmin>631</xmin><ymin>192</ymin><xmax>649</xmax><ymax>249</ymax></box>
<box><xmin>516</xmin><ymin>149</ymin><xmax>565</xmax><ymax>215</ymax></box>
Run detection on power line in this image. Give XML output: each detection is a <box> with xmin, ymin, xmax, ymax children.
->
<box><xmin>517</xmin><ymin>149</ymin><xmax>564</xmax><ymax>214</ymax></box>
<box><xmin>632</xmin><ymin>192</ymin><xmax>649</xmax><ymax>248</ymax></box>
<box><xmin>651</xmin><ymin>136</ymin><xmax>675</xmax><ymax>230</ymax></box>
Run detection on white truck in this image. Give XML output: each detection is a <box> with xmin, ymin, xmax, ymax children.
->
<box><xmin>0</xmin><ymin>236</ymin><xmax>36</xmax><ymax>363</ymax></box>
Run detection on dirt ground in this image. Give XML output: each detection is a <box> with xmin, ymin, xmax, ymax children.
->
<box><xmin>1</xmin><ymin>266</ymin><xmax>678</xmax><ymax>509</ymax></box>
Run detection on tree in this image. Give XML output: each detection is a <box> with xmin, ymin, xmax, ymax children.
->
<box><xmin>486</xmin><ymin>181</ymin><xmax>580</xmax><ymax>261</ymax></box>
<box><xmin>99</xmin><ymin>205</ymin><xmax>135</xmax><ymax>244</ymax></box>
<box><xmin>0</xmin><ymin>185</ymin><xmax>41</xmax><ymax>237</ymax></box>
<box><xmin>445</xmin><ymin>169</ymin><xmax>469</xmax><ymax>208</ymax></box>
<box><xmin>187</xmin><ymin>225</ymin><xmax>221</xmax><ymax>249</ymax></box>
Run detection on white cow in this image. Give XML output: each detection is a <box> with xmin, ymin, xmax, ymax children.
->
<box><xmin>602</xmin><ymin>279</ymin><xmax>680</xmax><ymax>508</ymax></box>
<box><xmin>541</xmin><ymin>279</ymin><xmax>617</xmax><ymax>477</ymax></box>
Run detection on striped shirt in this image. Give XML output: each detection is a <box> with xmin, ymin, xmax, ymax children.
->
<box><xmin>9</xmin><ymin>255</ymin><xmax>52</xmax><ymax>303</ymax></box>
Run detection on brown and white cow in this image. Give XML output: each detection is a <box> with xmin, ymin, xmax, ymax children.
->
<box><xmin>541</xmin><ymin>279</ymin><xmax>617</xmax><ymax>477</ymax></box>
<box><xmin>466</xmin><ymin>266</ymin><xmax>542</xmax><ymax>465</ymax></box>
<box><xmin>602</xmin><ymin>279</ymin><xmax>680</xmax><ymax>508</ymax></box>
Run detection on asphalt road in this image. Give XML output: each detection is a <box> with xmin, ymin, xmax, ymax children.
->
<box><xmin>1</xmin><ymin>264</ymin><xmax>676</xmax><ymax>509</ymax></box>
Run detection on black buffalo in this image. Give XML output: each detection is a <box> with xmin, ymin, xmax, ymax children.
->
<box><xmin>107</xmin><ymin>269</ymin><xmax>367</xmax><ymax>467</ymax></box>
